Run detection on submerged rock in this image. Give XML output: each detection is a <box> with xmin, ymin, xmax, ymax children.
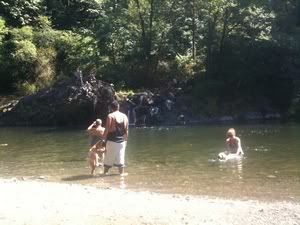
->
<box><xmin>0</xmin><ymin>75</ymin><xmax>115</xmax><ymax>126</ymax></box>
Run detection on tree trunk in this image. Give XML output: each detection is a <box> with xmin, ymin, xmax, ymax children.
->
<box><xmin>191</xmin><ymin>0</ymin><xmax>196</xmax><ymax>60</ymax></box>
<box><xmin>134</xmin><ymin>0</ymin><xmax>155</xmax><ymax>85</ymax></box>
<box><xmin>205</xmin><ymin>14</ymin><xmax>217</xmax><ymax>78</ymax></box>
<box><xmin>134</xmin><ymin>0</ymin><xmax>147</xmax><ymax>60</ymax></box>
<box><xmin>218</xmin><ymin>8</ymin><xmax>229</xmax><ymax>76</ymax></box>
<box><xmin>297</xmin><ymin>0</ymin><xmax>300</xmax><ymax>26</ymax></box>
<box><xmin>148</xmin><ymin>0</ymin><xmax>155</xmax><ymax>61</ymax></box>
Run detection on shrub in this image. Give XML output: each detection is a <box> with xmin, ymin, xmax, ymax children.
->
<box><xmin>16</xmin><ymin>81</ymin><xmax>37</xmax><ymax>95</ymax></box>
<box><xmin>13</xmin><ymin>40</ymin><xmax>37</xmax><ymax>63</ymax></box>
<box><xmin>116</xmin><ymin>90</ymin><xmax>135</xmax><ymax>102</ymax></box>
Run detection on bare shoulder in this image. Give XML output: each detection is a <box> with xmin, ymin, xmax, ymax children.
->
<box><xmin>117</xmin><ymin>111</ymin><xmax>127</xmax><ymax>118</ymax></box>
<box><xmin>98</xmin><ymin>126</ymin><xmax>105</xmax><ymax>132</ymax></box>
<box><xmin>107</xmin><ymin>113</ymin><xmax>115</xmax><ymax>120</ymax></box>
<box><xmin>235</xmin><ymin>136</ymin><xmax>241</xmax><ymax>142</ymax></box>
<box><xmin>108</xmin><ymin>112</ymin><xmax>115</xmax><ymax>118</ymax></box>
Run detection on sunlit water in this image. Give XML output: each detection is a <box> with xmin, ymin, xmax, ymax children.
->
<box><xmin>0</xmin><ymin>124</ymin><xmax>299</xmax><ymax>201</ymax></box>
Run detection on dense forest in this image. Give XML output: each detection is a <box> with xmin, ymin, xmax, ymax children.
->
<box><xmin>0</xmin><ymin>0</ymin><xmax>299</xmax><ymax>119</ymax></box>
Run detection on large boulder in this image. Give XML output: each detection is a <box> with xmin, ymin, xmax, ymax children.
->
<box><xmin>0</xmin><ymin>75</ymin><xmax>115</xmax><ymax>126</ymax></box>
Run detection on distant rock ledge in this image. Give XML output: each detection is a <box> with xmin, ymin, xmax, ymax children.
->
<box><xmin>0</xmin><ymin>76</ymin><xmax>284</xmax><ymax>127</ymax></box>
<box><xmin>0</xmin><ymin>75</ymin><xmax>115</xmax><ymax>126</ymax></box>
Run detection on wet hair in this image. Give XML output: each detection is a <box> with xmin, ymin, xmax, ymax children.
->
<box><xmin>95</xmin><ymin>119</ymin><xmax>102</xmax><ymax>125</ymax></box>
<box><xmin>227</xmin><ymin>128</ymin><xmax>236</xmax><ymax>137</ymax></box>
<box><xmin>110</xmin><ymin>100</ymin><xmax>119</xmax><ymax>111</ymax></box>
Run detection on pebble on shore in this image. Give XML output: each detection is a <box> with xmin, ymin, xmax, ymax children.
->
<box><xmin>0</xmin><ymin>179</ymin><xmax>299</xmax><ymax>225</ymax></box>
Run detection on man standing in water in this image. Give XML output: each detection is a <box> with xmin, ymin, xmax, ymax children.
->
<box><xmin>103</xmin><ymin>100</ymin><xmax>129</xmax><ymax>175</ymax></box>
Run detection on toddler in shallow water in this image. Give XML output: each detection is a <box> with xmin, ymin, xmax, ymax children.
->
<box><xmin>88</xmin><ymin>140</ymin><xmax>106</xmax><ymax>175</ymax></box>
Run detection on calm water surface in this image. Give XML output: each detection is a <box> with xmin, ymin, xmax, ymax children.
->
<box><xmin>0</xmin><ymin>124</ymin><xmax>299</xmax><ymax>201</ymax></box>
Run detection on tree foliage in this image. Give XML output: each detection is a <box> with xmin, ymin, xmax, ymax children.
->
<box><xmin>0</xmin><ymin>0</ymin><xmax>299</xmax><ymax>117</ymax></box>
<box><xmin>0</xmin><ymin>0</ymin><xmax>42</xmax><ymax>26</ymax></box>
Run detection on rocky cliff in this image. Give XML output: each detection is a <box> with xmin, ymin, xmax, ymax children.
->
<box><xmin>0</xmin><ymin>75</ymin><xmax>115</xmax><ymax>126</ymax></box>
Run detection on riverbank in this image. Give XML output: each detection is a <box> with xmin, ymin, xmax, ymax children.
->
<box><xmin>1</xmin><ymin>89</ymin><xmax>293</xmax><ymax>127</ymax></box>
<box><xmin>0</xmin><ymin>179</ymin><xmax>299</xmax><ymax>225</ymax></box>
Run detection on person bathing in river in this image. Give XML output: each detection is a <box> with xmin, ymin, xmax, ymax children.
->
<box><xmin>87</xmin><ymin>119</ymin><xmax>105</xmax><ymax>175</ymax></box>
<box><xmin>218</xmin><ymin>128</ymin><xmax>244</xmax><ymax>160</ymax></box>
<box><xmin>102</xmin><ymin>100</ymin><xmax>129</xmax><ymax>176</ymax></box>
<box><xmin>226</xmin><ymin>128</ymin><xmax>244</xmax><ymax>155</ymax></box>
<box><xmin>87</xmin><ymin>119</ymin><xmax>105</xmax><ymax>146</ymax></box>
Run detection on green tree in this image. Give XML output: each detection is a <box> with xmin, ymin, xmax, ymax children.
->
<box><xmin>55</xmin><ymin>30</ymin><xmax>100</xmax><ymax>76</ymax></box>
<box><xmin>0</xmin><ymin>26</ymin><xmax>38</xmax><ymax>91</ymax></box>
<box><xmin>0</xmin><ymin>0</ymin><xmax>42</xmax><ymax>26</ymax></box>
<box><xmin>42</xmin><ymin>0</ymin><xmax>102</xmax><ymax>29</ymax></box>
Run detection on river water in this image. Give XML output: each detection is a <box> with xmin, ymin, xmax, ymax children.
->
<box><xmin>0</xmin><ymin>124</ymin><xmax>299</xmax><ymax>201</ymax></box>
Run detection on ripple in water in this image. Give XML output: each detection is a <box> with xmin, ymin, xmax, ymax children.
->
<box><xmin>253</xmin><ymin>146</ymin><xmax>269</xmax><ymax>152</ymax></box>
<box><xmin>0</xmin><ymin>125</ymin><xmax>300</xmax><ymax>201</ymax></box>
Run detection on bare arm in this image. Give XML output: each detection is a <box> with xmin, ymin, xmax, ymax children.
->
<box><xmin>103</xmin><ymin>115</ymin><xmax>112</xmax><ymax>140</ymax></box>
<box><xmin>225</xmin><ymin>138</ymin><xmax>230</xmax><ymax>154</ymax></box>
<box><xmin>98</xmin><ymin>127</ymin><xmax>105</xmax><ymax>138</ymax></box>
<box><xmin>89</xmin><ymin>145</ymin><xmax>96</xmax><ymax>152</ymax></box>
<box><xmin>87</xmin><ymin>122</ymin><xmax>95</xmax><ymax>132</ymax></box>
<box><xmin>124</xmin><ymin>115</ymin><xmax>129</xmax><ymax>141</ymax></box>
<box><xmin>236</xmin><ymin>137</ymin><xmax>244</xmax><ymax>155</ymax></box>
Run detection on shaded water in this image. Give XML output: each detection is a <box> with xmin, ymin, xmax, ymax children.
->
<box><xmin>0</xmin><ymin>124</ymin><xmax>299</xmax><ymax>201</ymax></box>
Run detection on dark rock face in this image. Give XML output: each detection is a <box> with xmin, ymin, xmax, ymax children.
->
<box><xmin>123</xmin><ymin>91</ymin><xmax>283</xmax><ymax>126</ymax></box>
<box><xmin>0</xmin><ymin>75</ymin><xmax>115</xmax><ymax>126</ymax></box>
<box><xmin>0</xmin><ymin>74</ymin><xmax>284</xmax><ymax>127</ymax></box>
<box><xmin>124</xmin><ymin>90</ymin><xmax>184</xmax><ymax>126</ymax></box>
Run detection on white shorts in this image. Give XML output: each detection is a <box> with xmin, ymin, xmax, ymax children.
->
<box><xmin>104</xmin><ymin>141</ymin><xmax>127</xmax><ymax>167</ymax></box>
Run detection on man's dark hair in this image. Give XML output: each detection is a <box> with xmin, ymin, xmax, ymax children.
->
<box><xmin>111</xmin><ymin>100</ymin><xmax>119</xmax><ymax>111</ymax></box>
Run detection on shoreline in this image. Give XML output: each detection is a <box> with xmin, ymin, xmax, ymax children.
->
<box><xmin>0</xmin><ymin>179</ymin><xmax>299</xmax><ymax>225</ymax></box>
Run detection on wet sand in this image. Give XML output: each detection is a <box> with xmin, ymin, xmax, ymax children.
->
<box><xmin>0</xmin><ymin>178</ymin><xmax>299</xmax><ymax>225</ymax></box>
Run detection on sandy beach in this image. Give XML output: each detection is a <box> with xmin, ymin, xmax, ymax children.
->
<box><xmin>0</xmin><ymin>178</ymin><xmax>299</xmax><ymax>225</ymax></box>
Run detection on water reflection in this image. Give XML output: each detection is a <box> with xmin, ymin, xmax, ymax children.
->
<box><xmin>120</xmin><ymin>177</ymin><xmax>127</xmax><ymax>189</ymax></box>
<box><xmin>218</xmin><ymin>157</ymin><xmax>244</xmax><ymax>179</ymax></box>
<box><xmin>253</xmin><ymin>146</ymin><xmax>269</xmax><ymax>152</ymax></box>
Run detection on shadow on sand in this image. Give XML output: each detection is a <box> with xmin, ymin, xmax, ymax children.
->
<box><xmin>98</xmin><ymin>173</ymin><xmax>121</xmax><ymax>178</ymax></box>
<box><xmin>61</xmin><ymin>174</ymin><xmax>94</xmax><ymax>181</ymax></box>
<box><xmin>61</xmin><ymin>173</ymin><xmax>122</xmax><ymax>181</ymax></box>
